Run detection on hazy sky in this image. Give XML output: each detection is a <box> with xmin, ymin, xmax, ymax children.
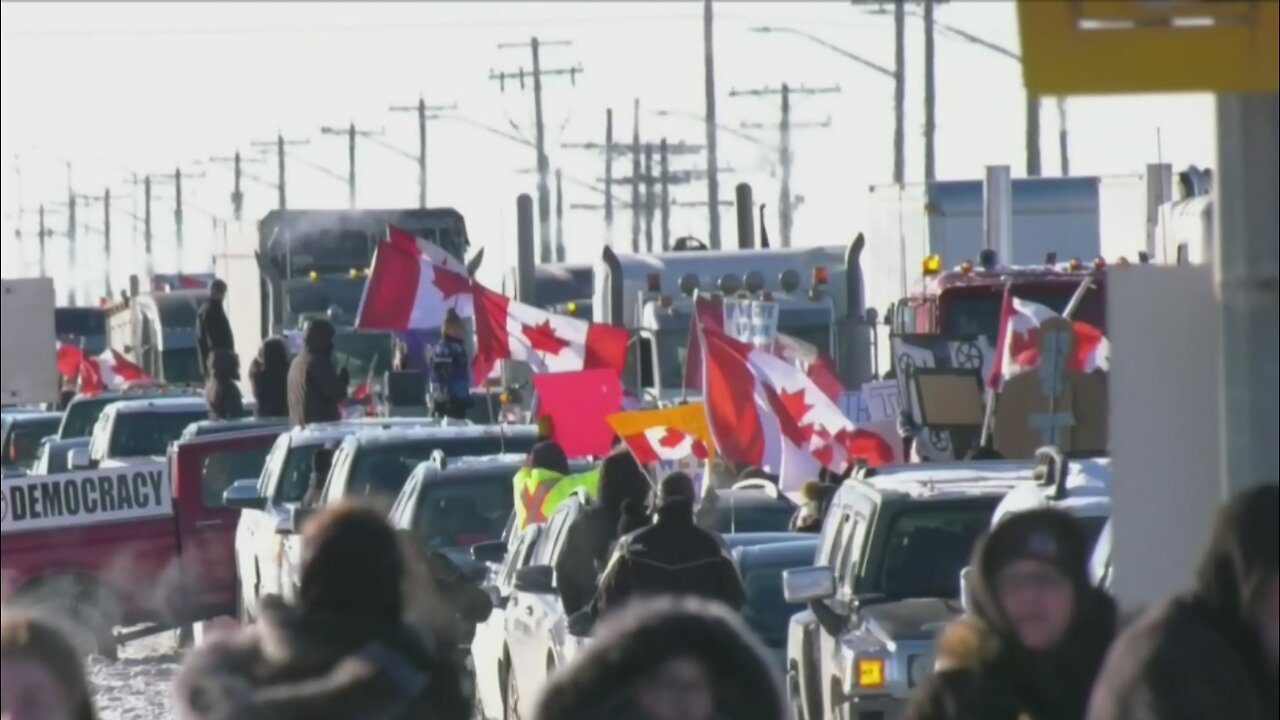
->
<box><xmin>1</xmin><ymin>1</ymin><xmax>1216</xmax><ymax>301</ymax></box>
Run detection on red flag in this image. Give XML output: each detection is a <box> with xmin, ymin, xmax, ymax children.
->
<box><xmin>78</xmin><ymin>349</ymin><xmax>150</xmax><ymax>396</ymax></box>
<box><xmin>356</xmin><ymin>226</ymin><xmax>474</xmax><ymax>331</ymax></box>
<box><xmin>56</xmin><ymin>343</ymin><xmax>85</xmax><ymax>380</ymax></box>
<box><xmin>989</xmin><ymin>293</ymin><xmax>1111</xmax><ymax>390</ymax></box>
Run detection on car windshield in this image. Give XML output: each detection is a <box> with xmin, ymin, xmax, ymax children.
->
<box><xmin>742</xmin><ymin>561</ymin><xmax>809</xmax><ymax>648</ymax></box>
<box><xmin>706</xmin><ymin>496</ymin><xmax>795</xmax><ymax>534</ymax></box>
<box><xmin>942</xmin><ymin>285</ymin><xmax>1106</xmax><ymax>339</ymax></box>
<box><xmin>108</xmin><ymin>410</ymin><xmax>209</xmax><ymax>458</ymax></box>
<box><xmin>161</xmin><ymin>349</ymin><xmax>204</xmax><ymax>384</ymax></box>
<box><xmin>346</xmin><ymin>436</ymin><xmax>539</xmax><ymax>500</ymax></box>
<box><xmin>3</xmin><ymin>418</ymin><xmax>62</xmax><ymax>469</ymax></box>
<box><xmin>276</xmin><ymin>443</ymin><xmax>327</xmax><ymax>504</ymax></box>
<box><xmin>413</xmin><ymin>474</ymin><xmax>514</xmax><ymax>550</ymax></box>
<box><xmin>60</xmin><ymin>397</ymin><xmax>116</xmax><ymax>439</ymax></box>
<box><xmin>877</xmin><ymin>505</ymin><xmax>995</xmax><ymax>600</ymax></box>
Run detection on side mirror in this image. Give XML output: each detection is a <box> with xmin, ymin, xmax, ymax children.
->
<box><xmin>223</xmin><ymin>479</ymin><xmax>267</xmax><ymax>511</ymax></box>
<box><xmin>513</xmin><ymin>564</ymin><xmax>555</xmax><ymax>595</ymax></box>
<box><xmin>472</xmin><ymin>540</ymin><xmax>507</xmax><ymax>564</ymax></box>
<box><xmin>959</xmin><ymin>565</ymin><xmax>975</xmax><ymax>614</ymax></box>
<box><xmin>67</xmin><ymin>446</ymin><xmax>93</xmax><ymax>471</ymax></box>
<box><xmin>783</xmin><ymin>565</ymin><xmax>836</xmax><ymax>604</ymax></box>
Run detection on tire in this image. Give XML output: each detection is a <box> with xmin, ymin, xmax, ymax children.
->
<box><xmin>504</xmin><ymin>658</ymin><xmax>521</xmax><ymax>720</ymax></box>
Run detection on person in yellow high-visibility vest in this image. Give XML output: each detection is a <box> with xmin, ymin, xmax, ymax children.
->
<box><xmin>514</xmin><ymin>441</ymin><xmax>601</xmax><ymax>529</ymax></box>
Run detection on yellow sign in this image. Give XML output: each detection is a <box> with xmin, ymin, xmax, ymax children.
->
<box><xmin>606</xmin><ymin>403</ymin><xmax>717</xmax><ymax>461</ymax></box>
<box><xmin>1018</xmin><ymin>0</ymin><xmax>1279</xmax><ymax>94</ymax></box>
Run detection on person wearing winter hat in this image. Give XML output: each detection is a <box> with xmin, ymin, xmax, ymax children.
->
<box><xmin>1</xmin><ymin>611</ymin><xmax>98</xmax><ymax>720</ymax></box>
<box><xmin>533</xmin><ymin>595</ymin><xmax>784</xmax><ymax>720</ymax></box>
<box><xmin>595</xmin><ymin>472</ymin><xmax>745</xmax><ymax>617</ymax></box>
<box><xmin>174</xmin><ymin>502</ymin><xmax>468</xmax><ymax>720</ymax></box>
<box><xmin>905</xmin><ymin>508</ymin><xmax>1117</xmax><ymax>720</ymax></box>
<box><xmin>555</xmin><ymin>448</ymin><xmax>653</xmax><ymax>616</ymax></box>
<box><xmin>1087</xmin><ymin>484</ymin><xmax>1279</xmax><ymax>720</ymax></box>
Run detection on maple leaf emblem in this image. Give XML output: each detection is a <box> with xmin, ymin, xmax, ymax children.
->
<box><xmin>811</xmin><ymin>442</ymin><xmax>835</xmax><ymax>468</ymax></box>
<box><xmin>1007</xmin><ymin>326</ymin><xmax>1041</xmax><ymax>368</ymax></box>
<box><xmin>521</xmin><ymin>320</ymin><xmax>570</xmax><ymax>355</ymax></box>
<box><xmin>765</xmin><ymin>386</ymin><xmax>815</xmax><ymax>448</ymax></box>
<box><xmin>431</xmin><ymin>266</ymin><xmax>472</xmax><ymax>302</ymax></box>
<box><xmin>656</xmin><ymin>427</ymin><xmax>688</xmax><ymax>449</ymax></box>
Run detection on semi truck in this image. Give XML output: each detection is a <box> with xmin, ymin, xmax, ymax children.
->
<box><xmin>104</xmin><ymin>285</ymin><xmax>205</xmax><ymax>384</ymax></box>
<box><xmin>2</xmin><ymin>278</ymin><xmax>59</xmax><ymax>408</ymax></box>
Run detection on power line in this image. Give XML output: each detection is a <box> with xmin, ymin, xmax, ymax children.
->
<box><xmin>390</xmin><ymin>97</ymin><xmax>457</xmax><ymax>208</ymax></box>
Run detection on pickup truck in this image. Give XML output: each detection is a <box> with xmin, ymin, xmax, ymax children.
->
<box><xmin>75</xmin><ymin>396</ymin><xmax>222</xmax><ymax>471</ymax></box>
<box><xmin>0</xmin><ymin>426</ymin><xmax>283</xmax><ymax>656</ymax></box>
<box><xmin>2</xmin><ymin>412</ymin><xmax>62</xmax><ymax>478</ymax></box>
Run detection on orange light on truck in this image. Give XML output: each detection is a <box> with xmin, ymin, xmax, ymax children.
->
<box><xmin>922</xmin><ymin>255</ymin><xmax>942</xmax><ymax>275</ymax></box>
<box><xmin>959</xmin><ymin>261</ymin><xmax>973</xmax><ymax>274</ymax></box>
<box><xmin>857</xmin><ymin>658</ymin><xmax>886</xmax><ymax>688</ymax></box>
<box><xmin>812</xmin><ymin>266</ymin><xmax>830</xmax><ymax>285</ymax></box>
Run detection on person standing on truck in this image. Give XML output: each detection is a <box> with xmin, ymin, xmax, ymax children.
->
<box><xmin>248</xmin><ymin>337</ymin><xmax>291</xmax><ymax>418</ymax></box>
<box><xmin>287</xmin><ymin>319</ymin><xmax>349</xmax><ymax>427</ymax></box>
<box><xmin>205</xmin><ymin>348</ymin><xmax>246</xmax><ymax>420</ymax></box>
<box><xmin>429</xmin><ymin>310</ymin><xmax>472</xmax><ymax>421</ymax></box>
<box><xmin>196</xmin><ymin>279</ymin><xmax>235</xmax><ymax>380</ymax></box>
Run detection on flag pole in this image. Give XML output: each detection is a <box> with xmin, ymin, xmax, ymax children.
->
<box><xmin>1062</xmin><ymin>274</ymin><xmax>1095</xmax><ymax>321</ymax></box>
<box><xmin>978</xmin><ymin>281</ymin><xmax>1014</xmax><ymax>450</ymax></box>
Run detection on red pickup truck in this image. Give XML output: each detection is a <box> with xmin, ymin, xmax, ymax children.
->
<box><xmin>0</xmin><ymin>426</ymin><xmax>281</xmax><ymax>656</ymax></box>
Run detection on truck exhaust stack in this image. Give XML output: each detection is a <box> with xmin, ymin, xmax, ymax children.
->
<box><xmin>983</xmin><ymin>165</ymin><xmax>1013</xmax><ymax>265</ymax></box>
<box><xmin>735</xmin><ymin>182</ymin><xmax>755</xmax><ymax>250</ymax></box>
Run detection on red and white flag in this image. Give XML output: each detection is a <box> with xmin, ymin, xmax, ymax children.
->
<box><xmin>471</xmin><ymin>284</ymin><xmax>628</xmax><ymax>384</ymax></box>
<box><xmin>73</xmin><ymin>348</ymin><xmax>150</xmax><ymax>395</ymax></box>
<box><xmin>988</xmin><ymin>289</ymin><xmax>1111</xmax><ymax>390</ymax></box>
<box><xmin>701</xmin><ymin>326</ymin><xmax>893</xmax><ymax>492</ymax></box>
<box><xmin>356</xmin><ymin>226</ymin><xmax>473</xmax><ymax>331</ymax></box>
<box><xmin>623</xmin><ymin>426</ymin><xmax>710</xmax><ymax>465</ymax></box>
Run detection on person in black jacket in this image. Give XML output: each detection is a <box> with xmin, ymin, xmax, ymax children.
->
<box><xmin>1087</xmin><ymin>484</ymin><xmax>1278</xmax><ymax>720</ymax></box>
<box><xmin>905</xmin><ymin>508</ymin><xmax>1117</xmax><ymax>720</ymax></box>
<box><xmin>301</xmin><ymin>446</ymin><xmax>335</xmax><ymax>510</ymax></box>
<box><xmin>196</xmin><ymin>279</ymin><xmax>235</xmax><ymax>380</ymax></box>
<box><xmin>287</xmin><ymin>319</ymin><xmax>349</xmax><ymax>427</ymax></box>
<box><xmin>248</xmin><ymin>337</ymin><xmax>290</xmax><ymax>418</ymax></box>
<box><xmin>555</xmin><ymin>449</ymin><xmax>653</xmax><ymax>617</ymax></box>
<box><xmin>204</xmin><ymin>349</ymin><xmax>245</xmax><ymax>420</ymax></box>
<box><xmin>595</xmin><ymin>472</ymin><xmax>745</xmax><ymax>617</ymax></box>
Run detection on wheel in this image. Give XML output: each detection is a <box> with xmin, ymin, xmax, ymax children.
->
<box><xmin>504</xmin><ymin>659</ymin><xmax>521</xmax><ymax>720</ymax></box>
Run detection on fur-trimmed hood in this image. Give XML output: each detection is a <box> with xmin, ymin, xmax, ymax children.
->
<box><xmin>174</xmin><ymin>597</ymin><xmax>444</xmax><ymax>720</ymax></box>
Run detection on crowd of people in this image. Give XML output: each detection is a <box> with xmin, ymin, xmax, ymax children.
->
<box><xmin>2</xmin><ymin>281</ymin><xmax>1277</xmax><ymax>720</ymax></box>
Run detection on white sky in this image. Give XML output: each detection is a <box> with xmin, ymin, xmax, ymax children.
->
<box><xmin>1</xmin><ymin>1</ymin><xmax>1216</xmax><ymax>301</ymax></box>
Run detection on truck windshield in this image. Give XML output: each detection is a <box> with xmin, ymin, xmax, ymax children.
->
<box><xmin>2</xmin><ymin>418</ymin><xmax>62</xmax><ymax>470</ymax></box>
<box><xmin>60</xmin><ymin>397</ymin><xmax>116</xmax><ymax>439</ymax></box>
<box><xmin>942</xmin><ymin>285</ymin><xmax>1106</xmax><ymax>340</ymax></box>
<box><xmin>108</xmin><ymin>410</ymin><xmax>210</xmax><ymax>458</ymax></box>
<box><xmin>333</xmin><ymin>332</ymin><xmax>395</xmax><ymax>385</ymax></box>
<box><xmin>162</xmin><ymin>348</ymin><xmax>204</xmax><ymax>384</ymax></box>
<box><xmin>877</xmin><ymin>504</ymin><xmax>995</xmax><ymax>599</ymax></box>
<box><xmin>341</xmin><ymin>435</ymin><xmax>540</xmax><ymax>501</ymax></box>
<box><xmin>276</xmin><ymin>443</ymin><xmax>327</xmax><ymax>504</ymax></box>
<box><xmin>413</xmin><ymin>473</ymin><xmax>514</xmax><ymax>550</ymax></box>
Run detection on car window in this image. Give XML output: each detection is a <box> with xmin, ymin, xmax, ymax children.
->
<box><xmin>413</xmin><ymin>475</ymin><xmax>513</xmax><ymax>551</ymax></box>
<box><xmin>341</xmin><ymin>436</ymin><xmax>539</xmax><ymax>502</ymax></box>
<box><xmin>816</xmin><ymin>501</ymin><xmax>847</xmax><ymax>565</ymax></box>
<box><xmin>710</xmin><ymin>497</ymin><xmax>794</xmax><ymax>534</ymax></box>
<box><xmin>498</xmin><ymin>526</ymin><xmax>542</xmax><ymax>593</ymax></box>
<box><xmin>843</xmin><ymin>514</ymin><xmax>872</xmax><ymax>593</ymax></box>
<box><xmin>876</xmin><ymin>505</ymin><xmax>993</xmax><ymax>600</ymax></box>
<box><xmin>279</xmin><ymin>443</ymin><xmax>327</xmax><ymax>504</ymax></box>
<box><xmin>59</xmin><ymin>398</ymin><xmax>114</xmax><ymax>439</ymax></box>
<box><xmin>3</xmin><ymin>419</ymin><xmax>61</xmax><ymax>469</ymax></box>
<box><xmin>109</xmin><ymin>410</ymin><xmax>209</xmax><ymax>458</ymax></box>
<box><xmin>201</xmin><ymin>445</ymin><xmax>273</xmax><ymax>509</ymax></box>
<box><xmin>531</xmin><ymin>508</ymin><xmax>572</xmax><ymax>567</ymax></box>
<box><xmin>830</xmin><ymin>513</ymin><xmax>859</xmax><ymax>591</ymax></box>
<box><xmin>257</xmin><ymin>439</ymin><xmax>286</xmax><ymax>496</ymax></box>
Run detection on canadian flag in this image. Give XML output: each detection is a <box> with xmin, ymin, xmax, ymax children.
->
<box><xmin>701</xmin><ymin>326</ymin><xmax>893</xmax><ymax>492</ymax></box>
<box><xmin>58</xmin><ymin>346</ymin><xmax>150</xmax><ymax>395</ymax></box>
<box><xmin>683</xmin><ymin>295</ymin><xmax>844</xmax><ymax>401</ymax></box>
<box><xmin>988</xmin><ymin>290</ymin><xmax>1111</xmax><ymax>390</ymax></box>
<box><xmin>623</xmin><ymin>426</ymin><xmax>711</xmax><ymax>465</ymax></box>
<box><xmin>356</xmin><ymin>225</ymin><xmax>473</xmax><ymax>331</ymax></box>
<box><xmin>471</xmin><ymin>283</ymin><xmax>629</xmax><ymax>385</ymax></box>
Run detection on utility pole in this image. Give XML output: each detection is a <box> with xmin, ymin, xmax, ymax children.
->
<box><xmin>208</xmin><ymin>151</ymin><xmax>267</xmax><ymax>221</ymax></box>
<box><xmin>1027</xmin><ymin>95</ymin><xmax>1042</xmax><ymax>176</ymax></box>
<box><xmin>607</xmin><ymin>109</ymin><xmax>614</xmax><ymax>234</ymax></box>
<box><xmin>554</xmin><ymin>169</ymin><xmax>565</xmax><ymax>262</ymax></box>
<box><xmin>1057</xmin><ymin>98</ymin><xmax>1070</xmax><ymax>176</ymax></box>
<box><xmin>37</xmin><ymin>204</ymin><xmax>52</xmax><ymax>278</ymax></box>
<box><xmin>491</xmin><ymin>37</ymin><xmax>583</xmax><ymax>264</ymax></box>
<box><xmin>600</xmin><ymin>149</ymin><xmax>727</xmax><ymax>251</ymax></box>
<box><xmin>67</xmin><ymin>190</ymin><xmax>77</xmax><ymax>305</ymax></box>
<box><xmin>734</xmin><ymin>83</ymin><xmax>840</xmax><ymax>247</ymax></box>
<box><xmin>923</xmin><ymin>0</ymin><xmax>937</xmax><ymax>182</ymax></box>
<box><xmin>102</xmin><ymin>188</ymin><xmax>112</xmax><ymax>299</ymax></box>
<box><xmin>252</xmin><ymin>133</ymin><xmax>309</xmax><ymax>210</ymax></box>
<box><xmin>893</xmin><ymin>0</ymin><xmax>906</xmax><ymax>185</ymax></box>
<box><xmin>148</xmin><ymin>166</ymin><xmax>204</xmax><ymax>274</ymax></box>
<box><xmin>643</xmin><ymin>144</ymin><xmax>656</xmax><ymax>253</ymax></box>
<box><xmin>320</xmin><ymin>122</ymin><xmax>384</xmax><ymax>209</ymax></box>
<box><xmin>703</xmin><ymin>0</ymin><xmax>722</xmax><ymax>249</ymax></box>
<box><xmin>660</xmin><ymin>139</ymin><xmax>671</xmax><ymax>251</ymax></box>
<box><xmin>632</xmin><ymin>99</ymin><xmax>642</xmax><ymax>253</ymax></box>
<box><xmin>144</xmin><ymin>175</ymin><xmax>153</xmax><ymax>276</ymax></box>
<box><xmin>390</xmin><ymin>97</ymin><xmax>456</xmax><ymax>208</ymax></box>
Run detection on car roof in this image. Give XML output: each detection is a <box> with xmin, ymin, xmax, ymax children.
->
<box><xmin>108</xmin><ymin>396</ymin><xmax>210</xmax><ymax>414</ymax></box>
<box><xmin>185</xmin><ymin>416</ymin><xmax>289</xmax><ymax>434</ymax></box>
<box><xmin>4</xmin><ymin>412</ymin><xmax>63</xmax><ymax>426</ymax></box>
<box><xmin>343</xmin><ymin>424</ymin><xmax>539</xmax><ymax>448</ymax></box>
<box><xmin>849</xmin><ymin>459</ymin><xmax>1041</xmax><ymax>501</ymax></box>
<box><xmin>411</xmin><ymin>454</ymin><xmax>593</xmax><ymax>484</ymax></box>
<box><xmin>175</xmin><ymin>424</ymin><xmax>288</xmax><ymax>448</ymax></box>
<box><xmin>714</xmin><ymin>489</ymin><xmax>796</xmax><ymax>507</ymax></box>
<box><xmin>734</xmin><ymin>538</ymin><xmax>821</xmax><ymax>567</ymax></box>
<box><xmin>722</xmin><ymin>532</ymin><xmax>804</xmax><ymax>550</ymax></box>
<box><xmin>994</xmin><ymin>457</ymin><xmax>1112</xmax><ymax>520</ymax></box>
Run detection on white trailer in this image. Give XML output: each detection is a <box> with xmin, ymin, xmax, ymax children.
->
<box><xmin>1</xmin><ymin>278</ymin><xmax>58</xmax><ymax>406</ymax></box>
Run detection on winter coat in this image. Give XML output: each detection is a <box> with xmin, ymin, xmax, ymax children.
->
<box><xmin>1086</xmin><ymin>485</ymin><xmax>1279</xmax><ymax>720</ymax></box>
<box><xmin>174</xmin><ymin>596</ymin><xmax>466</xmax><ymax>720</ymax></box>
<box><xmin>533</xmin><ymin>595</ymin><xmax>784</xmax><ymax>720</ymax></box>
<box><xmin>287</xmin><ymin>320</ymin><xmax>349</xmax><ymax>427</ymax></box>
<box><xmin>204</xmin><ymin>349</ymin><xmax>245</xmax><ymax>420</ymax></box>
<box><xmin>429</xmin><ymin>336</ymin><xmax>471</xmax><ymax>418</ymax></box>
<box><xmin>555</xmin><ymin>450</ymin><xmax>653</xmax><ymax>616</ymax></box>
<box><xmin>595</xmin><ymin>505</ymin><xmax>746</xmax><ymax>617</ymax></box>
<box><xmin>196</xmin><ymin>298</ymin><xmax>235</xmax><ymax>379</ymax></box>
<box><xmin>248</xmin><ymin>338</ymin><xmax>290</xmax><ymax>418</ymax></box>
<box><xmin>906</xmin><ymin>510</ymin><xmax>1117</xmax><ymax>720</ymax></box>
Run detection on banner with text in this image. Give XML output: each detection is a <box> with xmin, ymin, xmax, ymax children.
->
<box><xmin>1</xmin><ymin>462</ymin><xmax>172</xmax><ymax>535</ymax></box>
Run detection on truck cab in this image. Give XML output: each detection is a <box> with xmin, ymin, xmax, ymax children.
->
<box><xmin>596</xmin><ymin>238</ymin><xmax>869</xmax><ymax>403</ymax></box>
<box><xmin>105</xmin><ymin>288</ymin><xmax>206</xmax><ymax>384</ymax></box>
<box><xmin>81</xmin><ymin>396</ymin><xmax>210</xmax><ymax>470</ymax></box>
<box><xmin>783</xmin><ymin>459</ymin><xmax>1044</xmax><ymax>720</ymax></box>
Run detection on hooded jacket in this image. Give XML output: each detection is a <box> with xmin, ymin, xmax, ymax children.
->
<box><xmin>512</xmin><ymin>441</ymin><xmax>600</xmax><ymax>529</ymax></box>
<box><xmin>197</xmin><ymin>296</ymin><xmax>235</xmax><ymax>378</ymax></box>
<box><xmin>205</xmin><ymin>349</ymin><xmax>246</xmax><ymax>420</ymax></box>
<box><xmin>533</xmin><ymin>595</ymin><xmax>784</xmax><ymax>720</ymax></box>
<box><xmin>287</xmin><ymin>320</ymin><xmax>349</xmax><ymax>427</ymax></box>
<box><xmin>555</xmin><ymin>450</ymin><xmax>653</xmax><ymax>616</ymax></box>
<box><xmin>1086</xmin><ymin>484</ymin><xmax>1279</xmax><ymax>720</ymax></box>
<box><xmin>906</xmin><ymin>509</ymin><xmax>1117</xmax><ymax>720</ymax></box>
<box><xmin>249</xmin><ymin>337</ymin><xmax>290</xmax><ymax>418</ymax></box>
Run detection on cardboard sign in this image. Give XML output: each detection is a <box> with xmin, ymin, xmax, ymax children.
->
<box><xmin>532</xmin><ymin>369</ymin><xmax>622</xmax><ymax>458</ymax></box>
<box><xmin>837</xmin><ymin>381</ymin><xmax>906</xmax><ymax>465</ymax></box>
<box><xmin>1</xmin><ymin>461</ymin><xmax>172</xmax><ymax>535</ymax></box>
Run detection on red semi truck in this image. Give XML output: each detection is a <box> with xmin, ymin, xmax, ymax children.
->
<box><xmin>0</xmin><ymin>426</ymin><xmax>281</xmax><ymax>655</ymax></box>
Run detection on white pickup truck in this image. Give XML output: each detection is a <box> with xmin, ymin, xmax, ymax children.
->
<box><xmin>73</xmin><ymin>397</ymin><xmax>212</xmax><ymax>471</ymax></box>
